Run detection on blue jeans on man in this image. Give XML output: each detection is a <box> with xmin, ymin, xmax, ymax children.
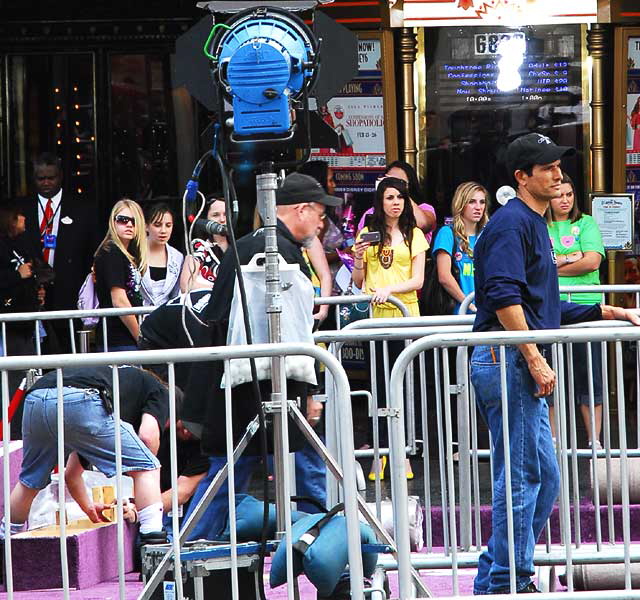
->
<box><xmin>183</xmin><ymin>456</ymin><xmax>258</xmax><ymax>541</ymax></box>
<box><xmin>470</xmin><ymin>345</ymin><xmax>560</xmax><ymax>594</ymax></box>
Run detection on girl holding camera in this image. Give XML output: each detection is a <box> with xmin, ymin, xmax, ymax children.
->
<box><xmin>352</xmin><ymin>178</ymin><xmax>428</xmax><ymax>480</ymax></box>
<box><xmin>352</xmin><ymin>177</ymin><xmax>427</xmax><ymax>318</ymax></box>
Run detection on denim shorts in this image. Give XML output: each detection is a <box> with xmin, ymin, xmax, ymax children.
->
<box><xmin>20</xmin><ymin>387</ymin><xmax>159</xmax><ymax>490</ymax></box>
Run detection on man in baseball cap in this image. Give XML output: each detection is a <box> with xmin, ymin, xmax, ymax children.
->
<box><xmin>178</xmin><ymin>171</ymin><xmax>342</xmax><ymax>539</ymax></box>
<box><xmin>469</xmin><ymin>133</ymin><xmax>640</xmax><ymax>594</ymax></box>
<box><xmin>505</xmin><ymin>132</ymin><xmax>575</xmax><ymax>180</ymax></box>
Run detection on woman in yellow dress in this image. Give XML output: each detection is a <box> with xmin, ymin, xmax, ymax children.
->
<box><xmin>352</xmin><ymin>177</ymin><xmax>428</xmax><ymax>479</ymax></box>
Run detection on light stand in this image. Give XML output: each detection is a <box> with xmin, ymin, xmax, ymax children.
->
<box><xmin>255</xmin><ymin>167</ymin><xmax>291</xmax><ymax>536</ymax></box>
<box><xmin>139</xmin><ymin>3</ymin><xmax>399</xmax><ymax>599</ymax></box>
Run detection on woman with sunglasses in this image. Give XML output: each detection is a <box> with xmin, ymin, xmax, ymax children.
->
<box><xmin>94</xmin><ymin>199</ymin><xmax>147</xmax><ymax>351</ymax></box>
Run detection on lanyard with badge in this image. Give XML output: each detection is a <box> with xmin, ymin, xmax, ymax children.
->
<box><xmin>39</xmin><ymin>198</ymin><xmax>61</xmax><ymax>249</ymax></box>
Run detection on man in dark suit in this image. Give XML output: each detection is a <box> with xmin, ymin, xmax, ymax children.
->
<box><xmin>22</xmin><ymin>152</ymin><xmax>100</xmax><ymax>353</ymax></box>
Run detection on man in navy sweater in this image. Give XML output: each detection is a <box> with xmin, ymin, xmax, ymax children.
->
<box><xmin>471</xmin><ymin>133</ymin><xmax>640</xmax><ymax>594</ymax></box>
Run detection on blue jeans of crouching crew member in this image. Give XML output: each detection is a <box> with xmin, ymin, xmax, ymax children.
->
<box><xmin>470</xmin><ymin>345</ymin><xmax>560</xmax><ymax>594</ymax></box>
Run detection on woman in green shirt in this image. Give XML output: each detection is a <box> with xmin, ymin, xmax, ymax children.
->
<box><xmin>547</xmin><ymin>172</ymin><xmax>605</xmax><ymax>448</ymax></box>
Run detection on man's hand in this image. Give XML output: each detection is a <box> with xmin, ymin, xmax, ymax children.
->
<box><xmin>526</xmin><ymin>353</ymin><xmax>556</xmax><ymax>398</ymax></box>
<box><xmin>84</xmin><ymin>501</ymin><xmax>113</xmax><ymax>523</ymax></box>
<box><xmin>601</xmin><ymin>305</ymin><xmax>640</xmax><ymax>326</ymax></box>
<box><xmin>306</xmin><ymin>395</ymin><xmax>323</xmax><ymax>428</ymax></box>
<box><xmin>17</xmin><ymin>262</ymin><xmax>32</xmax><ymax>279</ymax></box>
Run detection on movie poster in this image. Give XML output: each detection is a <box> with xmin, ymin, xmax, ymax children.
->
<box><xmin>311</xmin><ymin>36</ymin><xmax>386</xmax><ymax>193</ymax></box>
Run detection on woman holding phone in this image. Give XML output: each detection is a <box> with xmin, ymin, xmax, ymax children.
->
<box><xmin>352</xmin><ymin>177</ymin><xmax>428</xmax><ymax>479</ymax></box>
<box><xmin>352</xmin><ymin>177</ymin><xmax>428</xmax><ymax>317</ymax></box>
<box><xmin>358</xmin><ymin>160</ymin><xmax>436</xmax><ymax>240</ymax></box>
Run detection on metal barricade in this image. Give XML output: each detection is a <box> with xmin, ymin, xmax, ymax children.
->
<box><xmin>0</xmin><ymin>306</ymin><xmax>154</xmax><ymax>355</ymax></box>
<box><xmin>0</xmin><ymin>343</ymin><xmax>370</xmax><ymax>600</ymax></box>
<box><xmin>315</xmin><ymin>317</ymin><xmax>474</xmax><ymax>515</ymax></box>
<box><xmin>388</xmin><ymin>323</ymin><xmax>640</xmax><ymax>599</ymax></box>
<box><xmin>0</xmin><ymin>294</ymin><xmax>391</xmax><ymax>357</ymax></box>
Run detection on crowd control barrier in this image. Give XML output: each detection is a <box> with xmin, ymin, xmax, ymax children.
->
<box><xmin>0</xmin><ymin>294</ymin><xmax>395</xmax><ymax>357</ymax></box>
<box><xmin>315</xmin><ymin>317</ymin><xmax>474</xmax><ymax>515</ymax></box>
<box><xmin>0</xmin><ymin>343</ymin><xmax>380</xmax><ymax>600</ymax></box>
<box><xmin>0</xmin><ymin>306</ymin><xmax>154</xmax><ymax>355</ymax></box>
<box><xmin>387</xmin><ymin>322</ymin><xmax>640</xmax><ymax>599</ymax></box>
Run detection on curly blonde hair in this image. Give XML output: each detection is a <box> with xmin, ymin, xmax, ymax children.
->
<box><xmin>450</xmin><ymin>181</ymin><xmax>489</xmax><ymax>257</ymax></box>
<box><xmin>95</xmin><ymin>198</ymin><xmax>148</xmax><ymax>274</ymax></box>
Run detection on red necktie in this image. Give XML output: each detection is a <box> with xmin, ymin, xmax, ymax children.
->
<box><xmin>40</xmin><ymin>199</ymin><xmax>54</xmax><ymax>264</ymax></box>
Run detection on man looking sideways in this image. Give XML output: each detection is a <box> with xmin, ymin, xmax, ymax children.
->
<box><xmin>471</xmin><ymin>133</ymin><xmax>640</xmax><ymax>594</ymax></box>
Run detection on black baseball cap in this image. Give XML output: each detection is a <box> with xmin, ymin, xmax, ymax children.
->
<box><xmin>506</xmin><ymin>133</ymin><xmax>575</xmax><ymax>176</ymax></box>
<box><xmin>276</xmin><ymin>172</ymin><xmax>342</xmax><ymax>207</ymax></box>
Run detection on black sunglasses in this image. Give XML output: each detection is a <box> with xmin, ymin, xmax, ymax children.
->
<box><xmin>114</xmin><ymin>215</ymin><xmax>135</xmax><ymax>226</ymax></box>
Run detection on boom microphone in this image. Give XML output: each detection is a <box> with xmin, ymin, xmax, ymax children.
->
<box><xmin>195</xmin><ymin>218</ymin><xmax>228</xmax><ymax>237</ymax></box>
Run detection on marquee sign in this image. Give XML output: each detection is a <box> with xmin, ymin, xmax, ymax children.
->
<box><xmin>395</xmin><ymin>0</ymin><xmax>598</xmax><ymax>27</ymax></box>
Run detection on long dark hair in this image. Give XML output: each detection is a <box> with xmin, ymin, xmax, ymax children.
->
<box><xmin>385</xmin><ymin>160</ymin><xmax>423</xmax><ymax>204</ymax></box>
<box><xmin>368</xmin><ymin>177</ymin><xmax>416</xmax><ymax>259</ymax></box>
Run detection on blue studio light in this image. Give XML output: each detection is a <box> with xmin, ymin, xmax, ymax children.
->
<box><xmin>214</xmin><ymin>9</ymin><xmax>317</xmax><ymax>137</ymax></box>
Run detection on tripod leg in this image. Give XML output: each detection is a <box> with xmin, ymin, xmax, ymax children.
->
<box><xmin>289</xmin><ymin>404</ymin><xmax>433</xmax><ymax>598</ymax></box>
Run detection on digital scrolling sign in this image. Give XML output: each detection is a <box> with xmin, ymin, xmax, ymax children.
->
<box><xmin>424</xmin><ymin>24</ymin><xmax>584</xmax><ymax>220</ymax></box>
<box><xmin>434</xmin><ymin>28</ymin><xmax>581</xmax><ymax>109</ymax></box>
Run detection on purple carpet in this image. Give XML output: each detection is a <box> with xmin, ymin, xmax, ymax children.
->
<box><xmin>425</xmin><ymin>503</ymin><xmax>640</xmax><ymax>546</ymax></box>
<box><xmin>7</xmin><ymin>521</ymin><xmax>137</xmax><ymax>592</ymax></box>
<box><xmin>2</xmin><ymin>501</ymin><xmax>637</xmax><ymax>597</ymax></box>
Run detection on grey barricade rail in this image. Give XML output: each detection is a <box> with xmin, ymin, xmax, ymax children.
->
<box><xmin>315</xmin><ymin>318</ymin><xmax>474</xmax><ymax>516</ymax></box>
<box><xmin>316</xmin><ymin>314</ymin><xmax>640</xmax><ymax>592</ymax></box>
<box><xmin>0</xmin><ymin>294</ymin><xmax>404</xmax><ymax>355</ymax></box>
<box><xmin>388</xmin><ymin>323</ymin><xmax>640</xmax><ymax>600</ymax></box>
<box><xmin>0</xmin><ymin>305</ymin><xmax>154</xmax><ymax>353</ymax></box>
<box><xmin>0</xmin><ymin>343</ymin><xmax>369</xmax><ymax>600</ymax></box>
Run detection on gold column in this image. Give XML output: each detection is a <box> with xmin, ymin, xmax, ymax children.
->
<box><xmin>588</xmin><ymin>22</ymin><xmax>617</xmax><ymax>409</ymax></box>
<box><xmin>587</xmin><ymin>25</ymin><xmax>616</xmax><ymax>287</ymax></box>
<box><xmin>587</xmin><ymin>23</ymin><xmax>607</xmax><ymax>195</ymax></box>
<box><xmin>399</xmin><ymin>27</ymin><xmax>418</xmax><ymax>168</ymax></box>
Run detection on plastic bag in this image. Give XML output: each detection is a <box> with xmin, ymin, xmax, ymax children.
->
<box><xmin>225</xmin><ymin>253</ymin><xmax>317</xmax><ymax>388</ymax></box>
<box><xmin>77</xmin><ymin>269</ymin><xmax>99</xmax><ymax>327</ymax></box>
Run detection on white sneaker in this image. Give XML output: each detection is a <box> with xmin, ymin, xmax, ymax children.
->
<box><xmin>588</xmin><ymin>440</ymin><xmax>603</xmax><ymax>451</ymax></box>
